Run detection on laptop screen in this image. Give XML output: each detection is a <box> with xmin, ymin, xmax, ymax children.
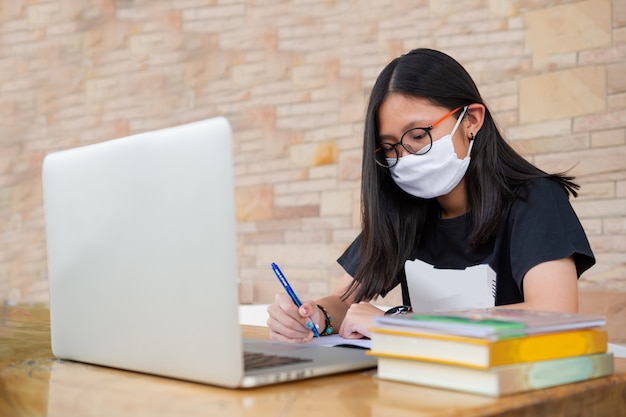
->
<box><xmin>43</xmin><ymin>117</ymin><xmax>246</xmax><ymax>386</ymax></box>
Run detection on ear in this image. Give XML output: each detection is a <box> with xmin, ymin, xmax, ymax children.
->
<box><xmin>464</xmin><ymin>103</ymin><xmax>485</xmax><ymax>139</ymax></box>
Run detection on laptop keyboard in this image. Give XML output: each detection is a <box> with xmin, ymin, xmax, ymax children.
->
<box><xmin>244</xmin><ymin>351</ymin><xmax>312</xmax><ymax>371</ymax></box>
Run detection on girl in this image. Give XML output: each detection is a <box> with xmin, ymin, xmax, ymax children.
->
<box><xmin>267</xmin><ymin>48</ymin><xmax>595</xmax><ymax>343</ymax></box>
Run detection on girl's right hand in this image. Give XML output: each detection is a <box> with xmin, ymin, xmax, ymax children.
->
<box><xmin>266</xmin><ymin>293</ymin><xmax>321</xmax><ymax>343</ymax></box>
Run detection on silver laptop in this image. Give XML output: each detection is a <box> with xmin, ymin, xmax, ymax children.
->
<box><xmin>42</xmin><ymin>117</ymin><xmax>376</xmax><ymax>388</ymax></box>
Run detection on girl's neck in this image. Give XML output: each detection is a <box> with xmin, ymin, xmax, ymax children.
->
<box><xmin>436</xmin><ymin>180</ymin><xmax>468</xmax><ymax>219</ymax></box>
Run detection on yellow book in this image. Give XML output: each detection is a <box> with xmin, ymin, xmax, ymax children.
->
<box><xmin>369</xmin><ymin>327</ymin><xmax>607</xmax><ymax>368</ymax></box>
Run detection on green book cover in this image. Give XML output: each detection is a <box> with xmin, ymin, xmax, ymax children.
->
<box><xmin>376</xmin><ymin>308</ymin><xmax>606</xmax><ymax>340</ymax></box>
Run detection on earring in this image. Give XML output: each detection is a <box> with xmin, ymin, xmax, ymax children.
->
<box><xmin>470</xmin><ymin>132</ymin><xmax>474</xmax><ymax>140</ymax></box>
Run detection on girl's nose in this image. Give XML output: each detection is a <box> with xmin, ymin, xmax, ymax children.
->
<box><xmin>397</xmin><ymin>144</ymin><xmax>411</xmax><ymax>158</ymax></box>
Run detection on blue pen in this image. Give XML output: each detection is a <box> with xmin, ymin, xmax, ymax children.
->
<box><xmin>271</xmin><ymin>262</ymin><xmax>321</xmax><ymax>338</ymax></box>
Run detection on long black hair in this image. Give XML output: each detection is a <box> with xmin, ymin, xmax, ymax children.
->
<box><xmin>344</xmin><ymin>48</ymin><xmax>579</xmax><ymax>302</ymax></box>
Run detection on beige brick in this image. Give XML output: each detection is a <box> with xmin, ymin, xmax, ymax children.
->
<box><xmin>240</xmin><ymin>232</ymin><xmax>286</xmax><ymax>248</ymax></box>
<box><xmin>236</xmin><ymin>169</ymin><xmax>309</xmax><ymax>188</ymax></box>
<box><xmin>274</xmin><ymin>178</ymin><xmax>337</xmax><ymax>195</ymax></box>
<box><xmin>26</xmin><ymin>2</ymin><xmax>63</xmax><ymax>27</ymax></box>
<box><xmin>487</xmin><ymin>0</ymin><xmax>521</xmax><ymax>17</ymax></box>
<box><xmin>581</xmin><ymin>256</ymin><xmax>626</xmax><ymax>286</ymax></box>
<box><xmin>254</xmin><ymin>218</ymin><xmax>302</xmax><ymax>234</ymax></box>
<box><xmin>615</xmin><ymin>27</ymin><xmax>626</xmax><ymax>44</ymax></box>
<box><xmin>290</xmin><ymin>64</ymin><xmax>330</xmax><ymax>89</ymax></box>
<box><xmin>310</xmin><ymin>165</ymin><xmax>338</xmax><ymax>179</ymax></box>
<box><xmin>255</xmin><ymin>243</ymin><xmax>345</xmax><ymax>269</ymax></box>
<box><xmin>609</xmin><ymin>93</ymin><xmax>626</xmax><ymax>110</ymax></box>
<box><xmin>615</xmin><ymin>0</ymin><xmax>626</xmax><ymax>27</ymax></box>
<box><xmin>576</xmin><ymin>181</ymin><xmax>615</xmax><ymax>200</ymax></box>
<box><xmin>618</xmin><ymin>180</ymin><xmax>626</xmax><ymax>197</ymax></box>
<box><xmin>332</xmin><ymin>229</ymin><xmax>360</xmax><ymax>245</ymax></box>
<box><xmin>580</xmin><ymin>218</ymin><xmax>603</xmax><ymax>235</ymax></box>
<box><xmin>588</xmin><ymin>234</ymin><xmax>626</xmax><ymax>253</ymax></box>
<box><xmin>535</xmin><ymin>52</ymin><xmax>578</xmax><ymax>70</ymax></box>
<box><xmin>337</xmin><ymin>134</ymin><xmax>362</xmax><ymax>152</ymax></box>
<box><xmin>277</xmin><ymin>101</ymin><xmax>339</xmax><ymax>117</ymax></box>
<box><xmin>301</xmin><ymin>216</ymin><xmax>353</xmax><ymax>231</ymax></box>
<box><xmin>574</xmin><ymin>109</ymin><xmax>626</xmax><ymax>132</ymax></box>
<box><xmin>289</xmin><ymin>141</ymin><xmax>338</xmax><ymax>167</ymax></box>
<box><xmin>512</xmin><ymin>133</ymin><xmax>589</xmax><ymax>156</ymax></box>
<box><xmin>276</xmin><ymin>113</ymin><xmax>340</xmax><ymax>130</ymax></box>
<box><xmin>182</xmin><ymin>4</ymin><xmax>245</xmax><ymax>20</ymax></box>
<box><xmin>604</xmin><ymin>217</ymin><xmax>626</xmax><ymax>234</ymax></box>
<box><xmin>272</xmin><ymin>205</ymin><xmax>319</xmax><ymax>220</ymax></box>
<box><xmin>486</xmin><ymin>94</ymin><xmax>518</xmax><ymax>113</ymax></box>
<box><xmin>274</xmin><ymin>192</ymin><xmax>320</xmax><ymax>208</ymax></box>
<box><xmin>284</xmin><ymin>230</ymin><xmax>331</xmax><ymax>244</ymax></box>
<box><xmin>535</xmin><ymin>146</ymin><xmax>626</xmax><ymax>180</ymax></box>
<box><xmin>320</xmin><ymin>189</ymin><xmax>353</xmax><ymax>216</ymax></box>
<box><xmin>457</xmin><ymin>56</ymin><xmax>532</xmax><ymax>85</ymax></box>
<box><xmin>235</xmin><ymin>186</ymin><xmax>273</xmax><ymax>222</ymax></box>
<box><xmin>519</xmin><ymin>66</ymin><xmax>606</xmax><ymax>123</ymax></box>
<box><xmin>250</xmin><ymin>278</ymin><xmax>287</xmax><ymax>304</ymax></box>
<box><xmin>525</xmin><ymin>0</ymin><xmax>611</xmax><ymax>69</ymax></box>
<box><xmin>83</xmin><ymin>22</ymin><xmax>130</xmax><ymax>58</ymax></box>
<box><xmin>591</xmin><ymin>129</ymin><xmax>626</xmax><ymax>147</ymax></box>
<box><xmin>480</xmin><ymin>80</ymin><xmax>518</xmax><ymax>99</ymax></box>
<box><xmin>494</xmin><ymin>110</ymin><xmax>518</xmax><ymax>128</ymax></box>
<box><xmin>338</xmin><ymin>149</ymin><xmax>362</xmax><ymax>182</ymax></box>
<box><xmin>302</xmin><ymin>124</ymin><xmax>356</xmax><ymax>143</ymax></box>
<box><xmin>608</xmin><ymin>62</ymin><xmax>626</xmax><ymax>94</ymax></box>
<box><xmin>579</xmin><ymin>45</ymin><xmax>626</xmax><ymax>66</ymax></box>
<box><xmin>242</xmin><ymin>159</ymin><xmax>290</xmax><ymax>175</ymax></box>
<box><xmin>55</xmin><ymin>115</ymin><xmax>100</xmax><ymax>132</ymax></box>
<box><xmin>571</xmin><ymin>198</ymin><xmax>626</xmax><ymax>218</ymax></box>
<box><xmin>505</xmin><ymin>119</ymin><xmax>572</xmax><ymax>141</ymax></box>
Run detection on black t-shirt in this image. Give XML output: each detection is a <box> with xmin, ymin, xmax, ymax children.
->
<box><xmin>337</xmin><ymin>178</ymin><xmax>595</xmax><ymax>310</ymax></box>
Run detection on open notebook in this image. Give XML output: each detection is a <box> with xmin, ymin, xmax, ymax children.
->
<box><xmin>42</xmin><ymin>117</ymin><xmax>376</xmax><ymax>388</ymax></box>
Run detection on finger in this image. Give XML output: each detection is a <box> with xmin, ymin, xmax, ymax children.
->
<box><xmin>340</xmin><ymin>331</ymin><xmax>367</xmax><ymax>340</ymax></box>
<box><xmin>298</xmin><ymin>301</ymin><xmax>321</xmax><ymax>323</ymax></box>
<box><xmin>337</xmin><ymin>315</ymin><xmax>369</xmax><ymax>339</ymax></box>
<box><xmin>267</xmin><ymin>315</ymin><xmax>315</xmax><ymax>343</ymax></box>
<box><xmin>267</xmin><ymin>295</ymin><xmax>317</xmax><ymax>340</ymax></box>
<box><xmin>338</xmin><ymin>324</ymin><xmax>369</xmax><ymax>339</ymax></box>
<box><xmin>273</xmin><ymin>293</ymin><xmax>301</xmax><ymax>314</ymax></box>
<box><xmin>268</xmin><ymin>295</ymin><xmax>306</xmax><ymax>325</ymax></box>
<box><xmin>337</xmin><ymin>325</ymin><xmax>365</xmax><ymax>339</ymax></box>
<box><xmin>266</xmin><ymin>314</ymin><xmax>311</xmax><ymax>338</ymax></box>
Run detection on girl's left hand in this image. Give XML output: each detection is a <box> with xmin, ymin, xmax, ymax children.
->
<box><xmin>337</xmin><ymin>301</ymin><xmax>385</xmax><ymax>339</ymax></box>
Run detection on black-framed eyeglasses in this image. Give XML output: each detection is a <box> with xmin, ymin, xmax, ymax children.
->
<box><xmin>375</xmin><ymin>106</ymin><xmax>463</xmax><ymax>168</ymax></box>
<box><xmin>384</xmin><ymin>305</ymin><xmax>413</xmax><ymax>316</ymax></box>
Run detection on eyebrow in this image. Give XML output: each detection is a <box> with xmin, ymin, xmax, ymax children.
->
<box><xmin>379</xmin><ymin>119</ymin><xmax>432</xmax><ymax>142</ymax></box>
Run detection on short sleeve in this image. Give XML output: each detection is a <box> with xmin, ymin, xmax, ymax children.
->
<box><xmin>509</xmin><ymin>178</ymin><xmax>595</xmax><ymax>286</ymax></box>
<box><xmin>337</xmin><ymin>234</ymin><xmax>403</xmax><ymax>299</ymax></box>
<box><xmin>337</xmin><ymin>234</ymin><xmax>362</xmax><ymax>278</ymax></box>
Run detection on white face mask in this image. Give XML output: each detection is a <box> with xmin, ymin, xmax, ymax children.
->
<box><xmin>389</xmin><ymin>106</ymin><xmax>472</xmax><ymax>199</ymax></box>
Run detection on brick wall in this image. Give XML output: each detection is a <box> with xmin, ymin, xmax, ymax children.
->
<box><xmin>1</xmin><ymin>0</ymin><xmax>624</xmax><ymax>305</ymax></box>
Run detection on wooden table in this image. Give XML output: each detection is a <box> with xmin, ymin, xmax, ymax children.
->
<box><xmin>2</xmin><ymin>303</ymin><xmax>625</xmax><ymax>417</ymax></box>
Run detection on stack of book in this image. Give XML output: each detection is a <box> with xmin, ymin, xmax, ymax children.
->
<box><xmin>368</xmin><ymin>308</ymin><xmax>614</xmax><ymax>397</ymax></box>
